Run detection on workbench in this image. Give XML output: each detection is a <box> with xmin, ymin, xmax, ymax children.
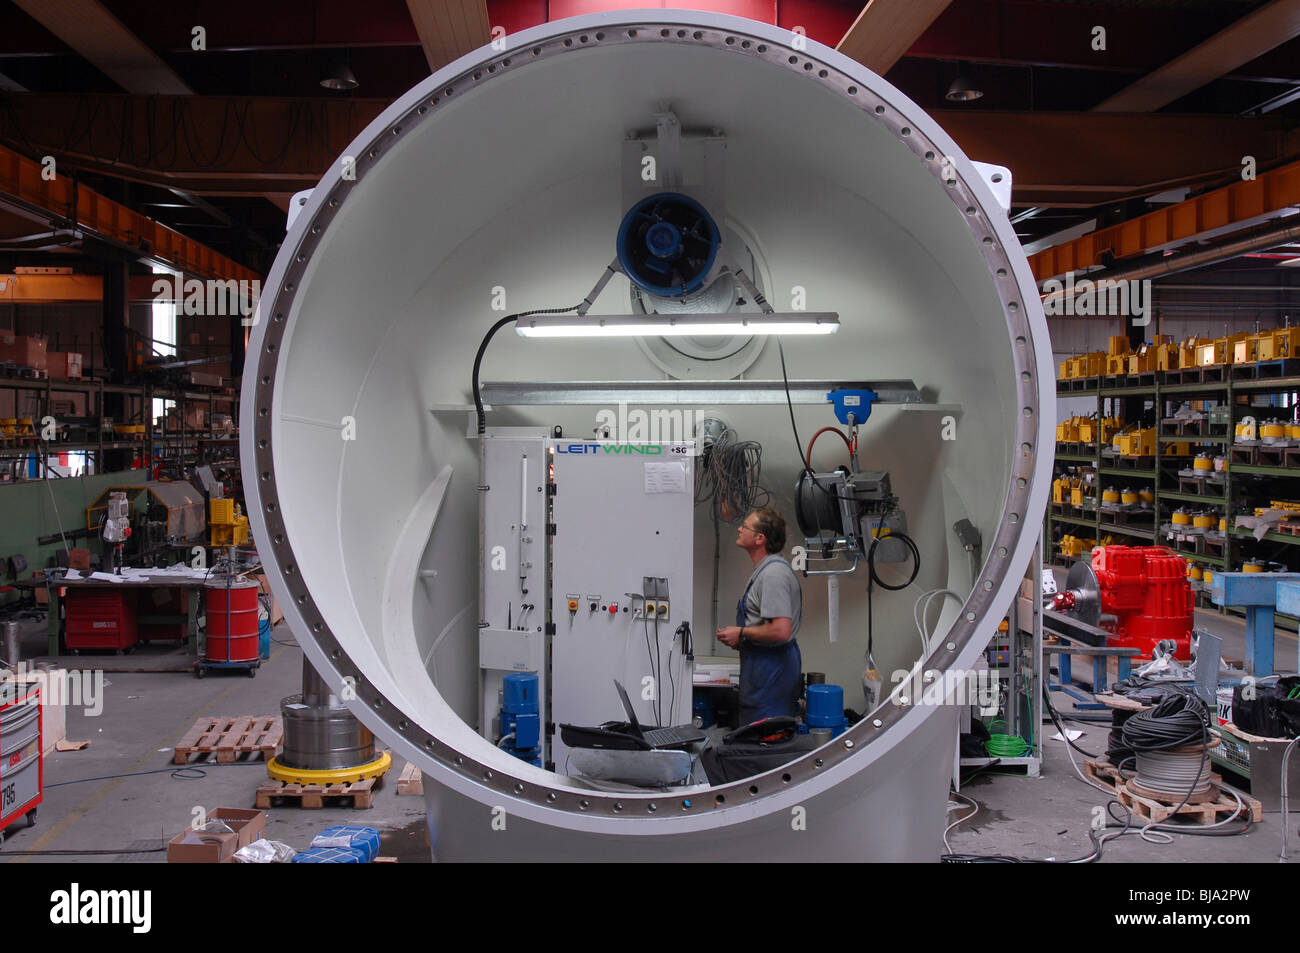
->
<box><xmin>17</xmin><ymin>573</ymin><xmax>209</xmax><ymax>656</ymax></box>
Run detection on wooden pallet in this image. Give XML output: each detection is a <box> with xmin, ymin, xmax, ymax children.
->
<box><xmin>1118</xmin><ymin>780</ymin><xmax>1261</xmax><ymax>825</ymax></box>
<box><xmin>1257</xmin><ymin>446</ymin><xmax>1287</xmax><ymax>468</ymax></box>
<box><xmin>1099</xmin><ymin>507</ymin><xmax>1153</xmax><ymax>526</ymax></box>
<box><xmin>1084</xmin><ymin>758</ymin><xmax>1262</xmax><ymax>824</ymax></box>
<box><xmin>1177</xmin><ymin>475</ymin><xmax>1226</xmax><ymax>498</ymax></box>
<box><xmin>1114</xmin><ymin>455</ymin><xmax>1156</xmax><ymax>471</ymax></box>
<box><xmin>173</xmin><ymin>715</ymin><xmax>282</xmax><ymax>765</ymax></box>
<box><xmin>1230</xmin><ymin>445</ymin><xmax>1258</xmax><ymax>466</ymax></box>
<box><xmin>396</xmin><ymin>760</ymin><xmax>424</xmax><ymax>796</ymax></box>
<box><xmin>255</xmin><ymin>774</ymin><xmax>381</xmax><ymax>809</ymax></box>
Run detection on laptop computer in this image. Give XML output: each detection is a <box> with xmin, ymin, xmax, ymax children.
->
<box><xmin>559</xmin><ymin>679</ymin><xmax>706</xmax><ymax>751</ymax></box>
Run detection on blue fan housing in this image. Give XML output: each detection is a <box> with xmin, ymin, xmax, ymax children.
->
<box><xmin>616</xmin><ymin>192</ymin><xmax>721</xmax><ymax>297</ymax></box>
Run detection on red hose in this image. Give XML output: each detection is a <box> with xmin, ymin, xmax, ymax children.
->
<box><xmin>805</xmin><ymin>426</ymin><xmax>852</xmax><ymax>469</ymax></box>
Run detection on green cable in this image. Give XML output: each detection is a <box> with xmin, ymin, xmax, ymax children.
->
<box><xmin>985</xmin><ymin>734</ymin><xmax>1029</xmax><ymax>757</ymax></box>
<box><xmin>985</xmin><ymin>719</ymin><xmax>1029</xmax><ymax>758</ymax></box>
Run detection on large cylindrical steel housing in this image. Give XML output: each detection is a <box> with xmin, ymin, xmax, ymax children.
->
<box><xmin>242</xmin><ymin>10</ymin><xmax>1053</xmax><ymax>861</ymax></box>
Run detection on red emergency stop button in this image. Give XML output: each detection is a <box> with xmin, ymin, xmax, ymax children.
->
<box><xmin>608</xmin><ymin>605</ymin><xmax>618</xmax><ymax>614</ymax></box>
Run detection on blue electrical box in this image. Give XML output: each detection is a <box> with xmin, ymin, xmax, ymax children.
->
<box><xmin>827</xmin><ymin>389</ymin><xmax>877</xmax><ymax>427</ymax></box>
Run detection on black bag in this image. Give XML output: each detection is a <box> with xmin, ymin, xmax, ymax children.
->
<box><xmin>1274</xmin><ymin>676</ymin><xmax>1300</xmax><ymax>737</ymax></box>
<box><xmin>1233</xmin><ymin>681</ymin><xmax>1287</xmax><ymax>737</ymax></box>
<box><xmin>700</xmin><ymin>722</ymin><xmax>817</xmax><ymax>784</ymax></box>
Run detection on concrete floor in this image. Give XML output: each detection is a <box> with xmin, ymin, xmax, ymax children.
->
<box><xmin>0</xmin><ymin>619</ymin><xmax>430</xmax><ymax>863</ymax></box>
<box><xmin>1</xmin><ymin>597</ymin><xmax>1295</xmax><ymax>863</ymax></box>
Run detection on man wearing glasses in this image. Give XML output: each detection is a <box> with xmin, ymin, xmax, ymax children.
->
<box><xmin>716</xmin><ymin>507</ymin><xmax>803</xmax><ymax>724</ymax></box>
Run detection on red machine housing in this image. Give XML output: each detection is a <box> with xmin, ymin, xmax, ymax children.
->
<box><xmin>1090</xmin><ymin>546</ymin><xmax>1193</xmax><ymax>660</ymax></box>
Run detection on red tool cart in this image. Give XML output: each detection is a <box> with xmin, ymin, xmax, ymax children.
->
<box><xmin>65</xmin><ymin>587</ymin><xmax>138</xmax><ymax>654</ymax></box>
<box><xmin>0</xmin><ymin>683</ymin><xmax>42</xmax><ymax>842</ymax></box>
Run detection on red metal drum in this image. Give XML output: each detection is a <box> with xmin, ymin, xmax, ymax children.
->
<box><xmin>204</xmin><ymin>579</ymin><xmax>260</xmax><ymax>664</ymax></box>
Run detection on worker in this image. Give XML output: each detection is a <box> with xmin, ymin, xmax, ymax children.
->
<box><xmin>716</xmin><ymin>507</ymin><xmax>803</xmax><ymax>724</ymax></box>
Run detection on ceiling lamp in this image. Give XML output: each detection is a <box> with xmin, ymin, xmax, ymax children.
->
<box><xmin>945</xmin><ymin>62</ymin><xmax>983</xmax><ymax>103</ymax></box>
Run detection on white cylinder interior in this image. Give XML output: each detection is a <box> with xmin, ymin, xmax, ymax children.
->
<box><xmin>243</xmin><ymin>11</ymin><xmax>1053</xmax><ymax>854</ymax></box>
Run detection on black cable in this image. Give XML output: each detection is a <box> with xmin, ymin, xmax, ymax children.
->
<box><xmin>1041</xmin><ymin>682</ymin><xmax>1099</xmax><ymax>758</ymax></box>
<box><xmin>642</xmin><ymin>607</ymin><xmax>659</xmax><ymax>727</ymax></box>
<box><xmin>866</xmin><ymin>529</ymin><xmax>921</xmax><ymax>592</ymax></box>
<box><xmin>44</xmin><ymin>760</ymin><xmax>265</xmax><ymax>789</ymax></box>
<box><xmin>0</xmin><ymin>845</ymin><xmax>167</xmax><ymax>856</ymax></box>
<box><xmin>664</xmin><ymin>616</ymin><xmax>676</xmax><ymax>723</ymax></box>
<box><xmin>472</xmin><ymin>304</ymin><xmax>585</xmax><ymax>434</ymax></box>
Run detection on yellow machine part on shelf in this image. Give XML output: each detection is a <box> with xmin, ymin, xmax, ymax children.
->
<box><xmin>1117</xmin><ymin>428</ymin><xmax>1156</xmax><ymax>456</ymax></box>
<box><xmin>1180</xmin><ymin>337</ymin><xmax>1212</xmax><ymax>368</ymax></box>
<box><xmin>1070</xmin><ymin>485</ymin><xmax>1087</xmax><ymax>506</ymax></box>
<box><xmin>1256</xmin><ymin>329</ymin><xmax>1292</xmax><ymax>362</ymax></box>
<box><xmin>1108</xmin><ymin>336</ymin><xmax>1130</xmax><ymax>357</ymax></box>
<box><xmin>1232</xmin><ymin>336</ymin><xmax>1259</xmax><ymax>365</ymax></box>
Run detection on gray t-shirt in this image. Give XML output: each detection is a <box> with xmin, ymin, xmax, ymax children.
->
<box><xmin>741</xmin><ymin>553</ymin><xmax>802</xmax><ymax>640</ymax></box>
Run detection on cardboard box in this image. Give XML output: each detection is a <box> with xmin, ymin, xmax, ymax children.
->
<box><xmin>68</xmin><ymin>549</ymin><xmax>90</xmax><ymax>571</ymax></box>
<box><xmin>166</xmin><ymin>829</ymin><xmax>240</xmax><ymax>864</ymax></box>
<box><xmin>0</xmin><ymin>333</ymin><xmax>47</xmax><ymax>371</ymax></box>
<box><xmin>46</xmin><ymin>352</ymin><xmax>83</xmax><ymax>381</ymax></box>
<box><xmin>165</xmin><ymin>808</ymin><xmax>266</xmax><ymax>863</ymax></box>
<box><xmin>211</xmin><ymin>807</ymin><xmax>267</xmax><ymax>848</ymax></box>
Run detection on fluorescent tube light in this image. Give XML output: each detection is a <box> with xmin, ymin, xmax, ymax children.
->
<box><xmin>515</xmin><ymin>313</ymin><xmax>839</xmax><ymax>338</ymax></box>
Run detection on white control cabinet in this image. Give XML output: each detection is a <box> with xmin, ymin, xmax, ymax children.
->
<box><xmin>547</xmin><ymin>439</ymin><xmax>696</xmax><ymax>773</ymax></box>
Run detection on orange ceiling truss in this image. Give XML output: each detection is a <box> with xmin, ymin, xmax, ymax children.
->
<box><xmin>0</xmin><ymin>142</ymin><xmax>261</xmax><ymax>287</ymax></box>
<box><xmin>1029</xmin><ymin>158</ymin><xmax>1300</xmax><ymax>283</ymax></box>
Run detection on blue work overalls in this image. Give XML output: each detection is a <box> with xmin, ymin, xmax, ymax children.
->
<box><xmin>736</xmin><ymin>563</ymin><xmax>802</xmax><ymax>725</ymax></box>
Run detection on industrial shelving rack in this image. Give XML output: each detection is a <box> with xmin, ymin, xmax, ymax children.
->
<box><xmin>0</xmin><ymin>376</ymin><xmax>236</xmax><ymax>479</ymax></box>
<box><xmin>1048</xmin><ymin>370</ymin><xmax>1300</xmax><ymax>627</ymax></box>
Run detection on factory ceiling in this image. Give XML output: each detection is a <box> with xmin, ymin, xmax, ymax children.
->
<box><xmin>0</xmin><ymin>0</ymin><xmax>1296</xmax><ymax>274</ymax></box>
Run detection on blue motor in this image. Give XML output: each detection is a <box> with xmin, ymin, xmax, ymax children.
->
<box><xmin>805</xmin><ymin>683</ymin><xmax>848</xmax><ymax>738</ymax></box>
<box><xmin>499</xmin><ymin>672</ymin><xmax>541</xmax><ymax>767</ymax></box>
<box><xmin>616</xmin><ymin>192</ymin><xmax>721</xmax><ymax>298</ymax></box>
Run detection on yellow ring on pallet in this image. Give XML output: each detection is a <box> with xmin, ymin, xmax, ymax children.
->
<box><xmin>1192</xmin><ymin>457</ymin><xmax>1213</xmax><ymax>471</ymax></box>
<box><xmin>266</xmin><ymin>750</ymin><xmax>392</xmax><ymax>785</ymax></box>
<box><xmin>1192</xmin><ymin>515</ymin><xmax>1216</xmax><ymax>528</ymax></box>
<box><xmin>1261</xmin><ymin>424</ymin><xmax>1286</xmax><ymax>439</ymax></box>
<box><xmin>1171</xmin><ymin>512</ymin><xmax>1193</xmax><ymax>525</ymax></box>
<box><xmin>1243</xmin><ymin>563</ymin><xmax>1264</xmax><ymax>573</ymax></box>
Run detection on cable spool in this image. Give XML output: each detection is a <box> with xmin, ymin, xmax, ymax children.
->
<box><xmin>1101</xmin><ymin>487</ymin><xmax>1120</xmax><ymax>504</ymax></box>
<box><xmin>1171</xmin><ymin>509</ymin><xmax>1192</xmax><ymax>527</ymax></box>
<box><xmin>1192</xmin><ymin>455</ymin><xmax>1213</xmax><ymax>472</ymax></box>
<box><xmin>1120</xmin><ymin>693</ymin><xmax>1213</xmax><ymax>805</ymax></box>
<box><xmin>1192</xmin><ymin>513</ymin><xmax>1215</xmax><ymax>530</ymax></box>
<box><xmin>1138</xmin><ymin>489</ymin><xmax>1154</xmax><ymax>504</ymax></box>
<box><xmin>1107</xmin><ymin>708</ymin><xmax>1138</xmax><ymax>764</ymax></box>
<box><xmin>1120</xmin><ymin>488</ymin><xmax>1139</xmax><ymax>505</ymax></box>
<box><xmin>1129</xmin><ymin>747</ymin><xmax>1214</xmax><ymax>802</ymax></box>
